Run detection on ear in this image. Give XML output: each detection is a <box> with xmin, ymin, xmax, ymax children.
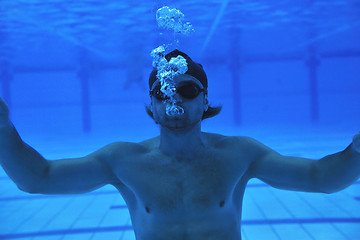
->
<box><xmin>204</xmin><ymin>94</ymin><xmax>209</xmax><ymax>111</ymax></box>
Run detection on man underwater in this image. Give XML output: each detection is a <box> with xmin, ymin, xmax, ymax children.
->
<box><xmin>0</xmin><ymin>49</ymin><xmax>360</xmax><ymax>240</ymax></box>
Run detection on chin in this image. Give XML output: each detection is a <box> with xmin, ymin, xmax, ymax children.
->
<box><xmin>166</xmin><ymin>125</ymin><xmax>192</xmax><ymax>132</ymax></box>
<box><xmin>163</xmin><ymin>120</ymin><xmax>188</xmax><ymax>130</ymax></box>
<box><xmin>163</xmin><ymin>118</ymin><xmax>200</xmax><ymax>132</ymax></box>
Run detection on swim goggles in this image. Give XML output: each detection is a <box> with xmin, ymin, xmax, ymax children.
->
<box><xmin>150</xmin><ymin>81</ymin><xmax>206</xmax><ymax>101</ymax></box>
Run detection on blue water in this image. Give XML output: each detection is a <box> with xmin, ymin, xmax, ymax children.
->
<box><xmin>0</xmin><ymin>0</ymin><xmax>360</xmax><ymax>239</ymax></box>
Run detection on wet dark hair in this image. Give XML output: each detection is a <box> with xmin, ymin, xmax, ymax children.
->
<box><xmin>144</xmin><ymin>104</ymin><xmax>222</xmax><ymax>121</ymax></box>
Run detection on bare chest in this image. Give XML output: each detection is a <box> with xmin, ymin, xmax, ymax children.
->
<box><xmin>117</xmin><ymin>149</ymin><xmax>249</xmax><ymax>216</ymax></box>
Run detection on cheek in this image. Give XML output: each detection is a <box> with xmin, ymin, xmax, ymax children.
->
<box><xmin>196</xmin><ymin>106</ymin><xmax>206</xmax><ymax>117</ymax></box>
<box><xmin>152</xmin><ymin>104</ymin><xmax>162</xmax><ymax>117</ymax></box>
<box><xmin>185</xmin><ymin>101</ymin><xmax>205</xmax><ymax>117</ymax></box>
<box><xmin>152</xmin><ymin>102</ymin><xmax>167</xmax><ymax>119</ymax></box>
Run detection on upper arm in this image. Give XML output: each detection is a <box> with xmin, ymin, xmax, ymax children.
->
<box><xmin>244</xmin><ymin>137</ymin><xmax>321</xmax><ymax>193</ymax></box>
<box><xmin>35</xmin><ymin>143</ymin><xmax>123</xmax><ymax>194</ymax></box>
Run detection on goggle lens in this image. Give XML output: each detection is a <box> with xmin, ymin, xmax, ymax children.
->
<box><xmin>150</xmin><ymin>82</ymin><xmax>205</xmax><ymax>100</ymax></box>
<box><xmin>177</xmin><ymin>82</ymin><xmax>201</xmax><ymax>99</ymax></box>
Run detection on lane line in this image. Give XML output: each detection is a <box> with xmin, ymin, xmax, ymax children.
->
<box><xmin>242</xmin><ymin>218</ymin><xmax>360</xmax><ymax>225</ymax></box>
<box><xmin>110</xmin><ymin>205</ymin><xmax>128</xmax><ymax>209</ymax></box>
<box><xmin>0</xmin><ymin>190</ymin><xmax>118</xmax><ymax>201</ymax></box>
<box><xmin>0</xmin><ymin>226</ymin><xmax>133</xmax><ymax>239</ymax></box>
<box><xmin>0</xmin><ymin>181</ymin><xmax>359</xmax><ymax>201</ymax></box>
<box><xmin>1</xmin><ymin>218</ymin><xmax>359</xmax><ymax>239</ymax></box>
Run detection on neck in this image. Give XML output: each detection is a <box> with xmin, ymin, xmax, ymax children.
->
<box><xmin>159</xmin><ymin>121</ymin><xmax>206</xmax><ymax>158</ymax></box>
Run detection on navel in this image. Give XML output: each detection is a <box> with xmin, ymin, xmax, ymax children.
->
<box><xmin>219</xmin><ymin>200</ymin><xmax>225</xmax><ymax>208</ymax></box>
<box><xmin>145</xmin><ymin>206</ymin><xmax>150</xmax><ymax>213</ymax></box>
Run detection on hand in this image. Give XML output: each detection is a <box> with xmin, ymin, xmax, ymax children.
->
<box><xmin>352</xmin><ymin>132</ymin><xmax>360</xmax><ymax>153</ymax></box>
<box><xmin>0</xmin><ymin>97</ymin><xmax>10</xmax><ymax>128</ymax></box>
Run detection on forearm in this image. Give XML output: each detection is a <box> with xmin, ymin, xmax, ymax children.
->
<box><xmin>316</xmin><ymin>143</ymin><xmax>360</xmax><ymax>194</ymax></box>
<box><xmin>0</xmin><ymin>122</ymin><xmax>49</xmax><ymax>192</ymax></box>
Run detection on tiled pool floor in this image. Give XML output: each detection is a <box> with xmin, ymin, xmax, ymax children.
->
<box><xmin>0</xmin><ymin>126</ymin><xmax>359</xmax><ymax>239</ymax></box>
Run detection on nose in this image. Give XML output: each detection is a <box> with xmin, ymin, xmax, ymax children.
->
<box><xmin>171</xmin><ymin>92</ymin><xmax>183</xmax><ymax>102</ymax></box>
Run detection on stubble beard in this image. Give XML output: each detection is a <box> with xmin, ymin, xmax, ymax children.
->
<box><xmin>159</xmin><ymin>113</ymin><xmax>200</xmax><ymax>132</ymax></box>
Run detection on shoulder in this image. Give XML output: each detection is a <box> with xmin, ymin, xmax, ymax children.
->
<box><xmin>138</xmin><ymin>136</ymin><xmax>159</xmax><ymax>150</ymax></box>
<box><xmin>212</xmin><ymin>135</ymin><xmax>262</xmax><ymax>149</ymax></box>
<box><xmin>212</xmin><ymin>135</ymin><xmax>273</xmax><ymax>161</ymax></box>
<box><xmin>95</xmin><ymin>141</ymin><xmax>149</xmax><ymax>162</ymax></box>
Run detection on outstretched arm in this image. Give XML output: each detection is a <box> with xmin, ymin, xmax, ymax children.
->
<box><xmin>0</xmin><ymin>97</ymin><xmax>120</xmax><ymax>194</ymax></box>
<box><xmin>245</xmin><ymin>133</ymin><xmax>360</xmax><ymax>194</ymax></box>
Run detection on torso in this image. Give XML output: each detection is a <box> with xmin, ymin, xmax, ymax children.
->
<box><xmin>110</xmin><ymin>132</ymin><xmax>254</xmax><ymax>240</ymax></box>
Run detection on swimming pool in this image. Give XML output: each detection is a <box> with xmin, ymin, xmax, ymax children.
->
<box><xmin>0</xmin><ymin>0</ymin><xmax>359</xmax><ymax>239</ymax></box>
